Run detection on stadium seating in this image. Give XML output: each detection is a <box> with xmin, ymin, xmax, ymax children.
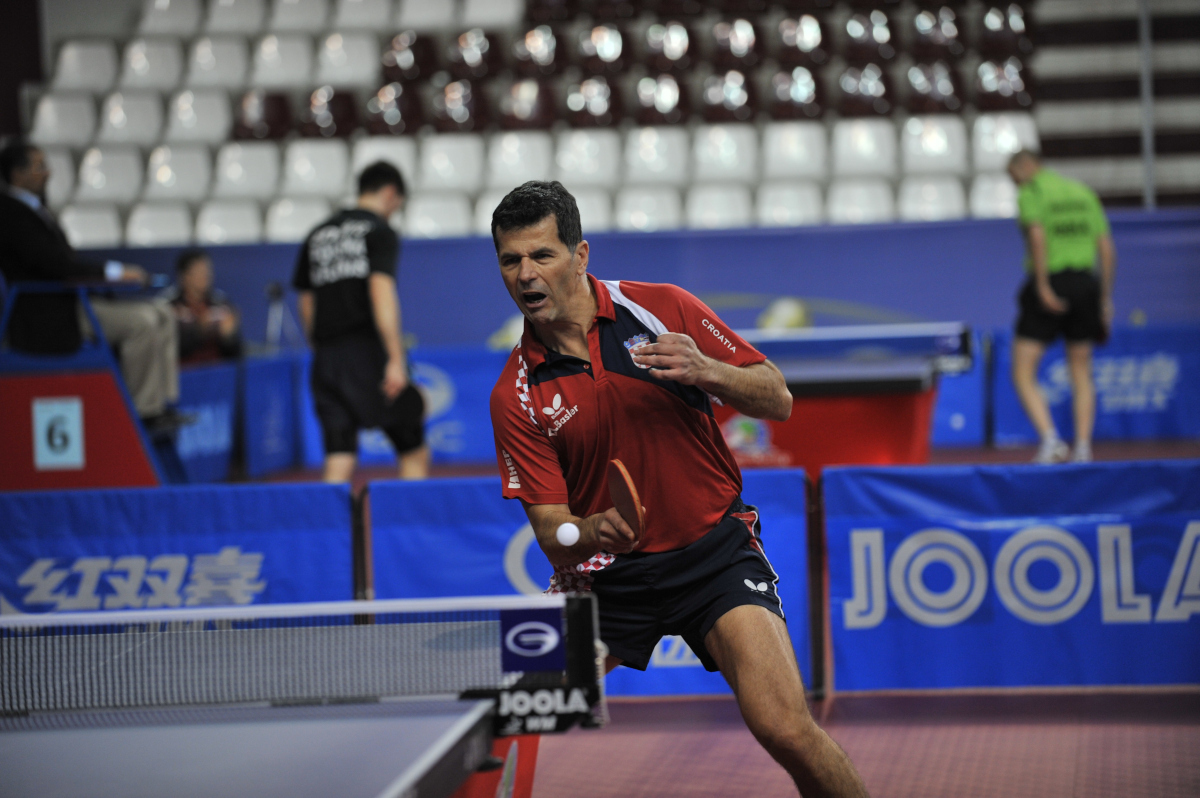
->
<box><xmin>166</xmin><ymin>89</ymin><xmax>233</xmax><ymax>143</ymax></box>
<box><xmin>701</xmin><ymin>70</ymin><xmax>757</xmax><ymax>123</ymax></box>
<box><xmin>315</xmin><ymin>32</ymin><xmax>380</xmax><ymax>88</ymax></box>
<box><xmin>762</xmin><ymin>121</ymin><xmax>827</xmax><ymax>181</ymax></box>
<box><xmin>836</xmin><ymin>62</ymin><xmax>894</xmax><ymax>117</ymax></box>
<box><xmin>975</xmin><ymin>56</ymin><xmax>1033</xmax><ymax>111</ymax></box>
<box><xmin>461</xmin><ymin>0</ymin><xmax>523</xmax><ymax>28</ymax></box>
<box><xmin>564</xmin><ymin>76</ymin><xmax>622</xmax><ymax>128</ymax></box>
<box><xmin>969</xmin><ymin>173</ymin><xmax>1018</xmax><ymax>219</ymax></box>
<box><xmin>332</xmin><ymin>0</ymin><xmax>393</xmax><ymax>29</ymax></box>
<box><xmin>906</xmin><ymin>61</ymin><xmax>964</xmax><ymax>114</ymax></box>
<box><xmin>832</xmin><ymin>119</ymin><xmax>897</xmax><ymax>178</ymax></box>
<box><xmin>120</xmin><ymin>39</ymin><xmax>184</xmax><ymax>91</ymax></box>
<box><xmin>842</xmin><ymin>9</ymin><xmax>896</xmax><ymax>65</ymax></box>
<box><xmin>487</xmin><ymin>131</ymin><xmax>554</xmax><ymax>189</ymax></box>
<box><xmin>642</xmin><ymin>20</ymin><xmax>695</xmax><ymax>74</ymax></box>
<box><xmin>52</xmin><ymin>41</ymin><xmax>118</xmax><ymax>93</ymax></box>
<box><xmin>973</xmin><ymin>112</ymin><xmax>1039</xmax><ymax>172</ymax></box>
<box><xmin>30</xmin><ymin>95</ymin><xmax>96</xmax><ymax>149</ymax></box>
<box><xmin>556</xmin><ymin>129</ymin><xmax>621</xmax><ymax>188</ymax></box>
<box><xmin>397</xmin><ymin>0</ymin><xmax>457</xmax><ymax>31</ymax></box>
<box><xmin>58</xmin><ymin>203</ymin><xmax>123</xmax><ymax>247</ymax></box>
<box><xmin>43</xmin><ymin>149</ymin><xmax>75</xmax><ymax>209</ymax></box>
<box><xmin>268</xmin><ymin>0</ymin><xmax>328</xmax><ymax>32</ymax></box>
<box><xmin>474</xmin><ymin>189</ymin><xmax>507</xmax><ymax>236</ymax></box>
<box><xmin>710</xmin><ymin>17</ymin><xmax>764</xmax><ymax>71</ymax></box>
<box><xmin>138</xmin><ymin>0</ymin><xmax>202</xmax><ymax>36</ymax></box>
<box><xmin>624</xmin><ymin>126</ymin><xmax>689</xmax><ymax>185</ymax></box>
<box><xmin>233</xmin><ymin>90</ymin><xmax>292</xmax><ymax>140</ymax></box>
<box><xmin>901</xmin><ymin>116</ymin><xmax>968</xmax><ymax>175</ymax></box>
<box><xmin>126</xmin><ymin>202</ymin><xmax>193</xmax><ymax>246</ymax></box>
<box><xmin>769</xmin><ymin>66</ymin><xmax>824</xmax><ymax>119</ymax></box>
<box><xmin>577</xmin><ymin>23</ymin><xmax>629</xmax><ymax>76</ymax></box>
<box><xmin>898</xmin><ymin>176</ymin><xmax>968</xmax><ymax>221</ymax></box>
<box><xmin>281</xmin><ymin>139</ymin><xmax>349</xmax><ymax>197</ymax></box>
<box><xmin>351</xmin><ymin>136</ymin><xmax>417</xmax><ymax>190</ymax></box>
<box><xmin>446</xmin><ymin>29</ymin><xmax>503</xmax><ymax>81</ymax></box>
<box><xmin>186</xmin><ymin>37</ymin><xmax>249</xmax><ymax>88</ymax></box>
<box><xmin>757</xmin><ymin>182</ymin><xmax>823</xmax><ymax>227</ymax></box>
<box><xmin>381</xmin><ymin>31</ymin><xmax>438</xmax><ymax>83</ymax></box>
<box><xmin>213</xmin><ymin>141</ymin><xmax>280</xmax><ymax>199</ymax></box>
<box><xmin>75</xmin><ymin>147</ymin><xmax>144</xmax><ymax>205</ymax></box>
<box><xmin>265</xmin><ymin>197</ymin><xmax>332</xmax><ymax>242</ymax></box>
<box><xmin>497</xmin><ymin>79</ymin><xmax>556</xmax><ymax>130</ymax></box>
<box><xmin>614</xmin><ymin>187</ymin><xmax>682</xmax><ymax>232</ymax></box>
<box><xmin>97</xmin><ymin>93</ymin><xmax>163</xmax><ymax>146</ymax></box>
<box><xmin>251</xmin><ymin>34</ymin><xmax>313</xmax><ymax>88</ymax></box>
<box><xmin>298</xmin><ymin>87</ymin><xmax>360</xmax><ymax>138</ymax></box>
<box><xmin>979</xmin><ymin>3</ymin><xmax>1032</xmax><ymax>58</ymax></box>
<box><xmin>693</xmin><ymin>124</ymin><xmax>758</xmax><ymax>183</ymax></box>
<box><xmin>686</xmin><ymin>184</ymin><xmax>753</xmax><ymax>230</ymax></box>
<box><xmin>418</xmin><ymin>134</ymin><xmax>485</xmax><ymax>192</ymax></box>
<box><xmin>144</xmin><ymin>144</ymin><xmax>212</xmax><ymax>201</ymax></box>
<box><xmin>827</xmin><ymin>179</ymin><xmax>895</xmax><ymax>224</ymax></box>
<box><xmin>573</xmin><ymin>188</ymin><xmax>613</xmax><ymax>232</ymax></box>
<box><xmin>195</xmin><ymin>199</ymin><xmax>264</xmax><ymax>243</ymax></box>
<box><xmin>910</xmin><ymin>5</ymin><xmax>965</xmax><ymax>62</ymax></box>
<box><xmin>206</xmin><ymin>0</ymin><xmax>266</xmax><ymax>34</ymax></box>
<box><xmin>775</xmin><ymin>14</ymin><xmax>828</xmax><ymax>69</ymax></box>
<box><xmin>512</xmin><ymin>23</ymin><xmax>565</xmax><ymax>76</ymax></box>
<box><xmin>430</xmin><ymin>79</ymin><xmax>489</xmax><ymax>133</ymax></box>
<box><xmin>405</xmin><ymin>193</ymin><xmax>473</xmax><ymax>238</ymax></box>
<box><xmin>634</xmin><ymin>74</ymin><xmax>689</xmax><ymax>126</ymax></box>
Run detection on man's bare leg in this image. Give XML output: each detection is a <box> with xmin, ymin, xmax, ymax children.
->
<box><xmin>706</xmin><ymin>605</ymin><xmax>869</xmax><ymax>798</ymax></box>
<box><xmin>1066</xmin><ymin>342</ymin><xmax>1095</xmax><ymax>459</ymax></box>
<box><xmin>323</xmin><ymin>453</ymin><xmax>356</xmax><ymax>483</ymax></box>
<box><xmin>398</xmin><ymin>444</ymin><xmax>430</xmax><ymax>480</ymax></box>
<box><xmin>1011</xmin><ymin>336</ymin><xmax>1055</xmax><ymax>440</ymax></box>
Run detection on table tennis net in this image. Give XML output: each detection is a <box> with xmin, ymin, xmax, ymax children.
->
<box><xmin>1</xmin><ymin>597</ymin><xmax>570</xmax><ymax>715</ymax></box>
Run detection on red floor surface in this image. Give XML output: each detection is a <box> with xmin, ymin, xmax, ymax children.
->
<box><xmin>532</xmin><ymin>691</ymin><xmax>1200</xmax><ymax>798</ymax></box>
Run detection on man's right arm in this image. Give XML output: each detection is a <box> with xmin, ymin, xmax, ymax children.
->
<box><xmin>523</xmin><ymin>502</ymin><xmax>640</xmax><ymax>568</ymax></box>
<box><xmin>297</xmin><ymin>291</ymin><xmax>314</xmax><ymax>343</ymax></box>
<box><xmin>1028</xmin><ymin>223</ymin><xmax>1068</xmax><ymax>314</ymax></box>
<box><xmin>1097</xmin><ymin>233</ymin><xmax>1116</xmax><ymax>328</ymax></box>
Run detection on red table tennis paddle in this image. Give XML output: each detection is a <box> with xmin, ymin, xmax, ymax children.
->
<box><xmin>607</xmin><ymin>459</ymin><xmax>644</xmax><ymax>541</ymax></box>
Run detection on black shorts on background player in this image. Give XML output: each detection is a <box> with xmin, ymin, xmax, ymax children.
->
<box><xmin>1016</xmin><ymin>269</ymin><xmax>1106</xmax><ymax>344</ymax></box>
<box><xmin>593</xmin><ymin>498</ymin><xmax>784</xmax><ymax>671</ymax></box>
<box><xmin>310</xmin><ymin>333</ymin><xmax>425</xmax><ymax>454</ymax></box>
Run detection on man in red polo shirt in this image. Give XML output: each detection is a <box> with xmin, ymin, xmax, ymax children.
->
<box><xmin>489</xmin><ymin>182</ymin><xmax>868</xmax><ymax>797</ymax></box>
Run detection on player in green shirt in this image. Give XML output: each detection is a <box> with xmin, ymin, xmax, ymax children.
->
<box><xmin>1007</xmin><ymin>150</ymin><xmax>1116</xmax><ymax>464</ymax></box>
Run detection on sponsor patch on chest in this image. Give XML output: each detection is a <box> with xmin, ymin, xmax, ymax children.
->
<box><xmin>624</xmin><ymin>333</ymin><xmax>652</xmax><ymax>369</ymax></box>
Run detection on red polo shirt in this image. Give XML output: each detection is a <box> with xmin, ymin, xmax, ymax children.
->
<box><xmin>490</xmin><ymin>275</ymin><xmax>766</xmax><ymax>554</ymax></box>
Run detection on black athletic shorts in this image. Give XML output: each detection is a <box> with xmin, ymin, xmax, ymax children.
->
<box><xmin>311</xmin><ymin>334</ymin><xmax>425</xmax><ymax>455</ymax></box>
<box><xmin>591</xmin><ymin>497</ymin><xmax>785</xmax><ymax>672</ymax></box>
<box><xmin>1015</xmin><ymin>269</ymin><xmax>1106</xmax><ymax>344</ymax></box>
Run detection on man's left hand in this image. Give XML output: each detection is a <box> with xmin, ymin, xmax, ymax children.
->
<box><xmin>631</xmin><ymin>333</ymin><xmax>714</xmax><ymax>385</ymax></box>
<box><xmin>381</xmin><ymin>359</ymin><xmax>408</xmax><ymax>400</ymax></box>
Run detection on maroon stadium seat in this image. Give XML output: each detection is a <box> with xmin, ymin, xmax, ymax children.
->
<box><xmin>710</xmin><ymin>17</ymin><xmax>765</xmax><ymax>70</ymax></box>
<box><xmin>701</xmin><ymin>68</ymin><xmax>757</xmax><ymax>123</ymax></box>
<box><xmin>713</xmin><ymin>0</ymin><xmax>768</xmax><ymax>13</ymax></box>
<box><xmin>498</xmin><ymin>78</ymin><xmax>558</xmax><ymax>130</ymax></box>
<box><xmin>978</xmin><ymin>3</ymin><xmax>1033</xmax><ymax>58</ymax></box>
<box><xmin>364</xmin><ymin>81</ymin><xmax>425</xmax><ymax>135</ymax></box>
<box><xmin>564</xmin><ymin>75</ymin><xmax>624</xmax><ymax>127</ymax></box>
<box><xmin>233</xmin><ymin>90</ymin><xmax>293</xmax><ymax>140</ymax></box>
<box><xmin>446</xmin><ymin>29</ymin><xmax>504</xmax><ymax>80</ymax></box>
<box><xmin>592</xmin><ymin>0</ymin><xmax>638</xmax><ymax>19</ymax></box>
<box><xmin>298</xmin><ymin>87</ymin><xmax>360</xmax><ymax>138</ymax></box>
<box><xmin>654</xmin><ymin>0</ymin><xmax>708</xmax><ymax>17</ymax></box>
<box><xmin>775</xmin><ymin>13</ymin><xmax>829</xmax><ymax>68</ymax></box>
<box><xmin>634</xmin><ymin>73</ymin><xmax>690</xmax><ymax>125</ymax></box>
<box><xmin>430</xmin><ymin>77</ymin><xmax>490</xmax><ymax>132</ymax></box>
<box><xmin>526</xmin><ymin>0</ymin><xmax>578</xmax><ymax>23</ymax></box>
<box><xmin>842</xmin><ymin>9</ymin><xmax>896</xmax><ymax>64</ymax></box>
<box><xmin>511</xmin><ymin>24</ymin><xmax>566</xmax><ymax>76</ymax></box>
<box><xmin>911</xmin><ymin>5</ymin><xmax>965</xmax><ymax>61</ymax></box>
<box><xmin>643</xmin><ymin>19</ymin><xmax>696</xmax><ymax>73</ymax></box>
<box><xmin>974</xmin><ymin>56</ymin><xmax>1033</xmax><ymax>110</ymax></box>
<box><xmin>382</xmin><ymin>31</ymin><xmax>440</xmax><ymax>83</ymax></box>
<box><xmin>576</xmin><ymin>23</ymin><xmax>629</xmax><ymax>75</ymax></box>
<box><xmin>835</xmin><ymin>62</ymin><xmax>894</xmax><ymax>116</ymax></box>
<box><xmin>906</xmin><ymin>61</ymin><xmax>964</xmax><ymax>113</ymax></box>
<box><xmin>769</xmin><ymin>65</ymin><xmax>824</xmax><ymax>119</ymax></box>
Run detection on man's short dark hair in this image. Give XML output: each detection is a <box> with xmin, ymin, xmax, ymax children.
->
<box><xmin>1008</xmin><ymin>149</ymin><xmax>1041</xmax><ymax>169</ymax></box>
<box><xmin>490</xmin><ymin>180</ymin><xmax>582</xmax><ymax>253</ymax></box>
<box><xmin>0</xmin><ymin>140</ymin><xmax>37</xmax><ymax>184</ymax></box>
<box><xmin>358</xmin><ymin>160</ymin><xmax>406</xmax><ymax>196</ymax></box>
<box><xmin>175</xmin><ymin>247</ymin><xmax>210</xmax><ymax>274</ymax></box>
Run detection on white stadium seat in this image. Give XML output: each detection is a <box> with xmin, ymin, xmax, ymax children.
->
<box><xmin>196</xmin><ymin>199</ymin><xmax>264</xmax><ymax>243</ymax></box>
<box><xmin>827</xmin><ymin>179</ymin><xmax>895</xmax><ymax>225</ymax></box>
<box><xmin>165</xmin><ymin>89</ymin><xmax>232</xmax><ymax>144</ymax></box>
<box><xmin>59</xmin><ymin>204</ymin><xmax>123</xmax><ymax>248</ymax></box>
<box><xmin>120</xmin><ymin>39</ymin><xmax>184</xmax><ymax>91</ymax></box>
<box><xmin>144</xmin><ymin>145</ymin><xmax>212</xmax><ymax>201</ymax></box>
<box><xmin>282</xmin><ymin>139</ymin><xmax>349</xmax><ymax>197</ymax></box>
<box><xmin>187</xmin><ymin>37</ymin><xmax>249</xmax><ymax>88</ymax></box>
<box><xmin>614</xmin><ymin>187</ymin><xmax>682</xmax><ymax>232</ymax></box>
<box><xmin>762</xmin><ymin>121</ymin><xmax>827</xmax><ymax>181</ymax></box>
<box><xmin>693</xmin><ymin>124</ymin><xmax>759</xmax><ymax>184</ymax></box>
<box><xmin>75</xmin><ymin>147</ymin><xmax>144</xmax><ymax>205</ymax></box>
<box><xmin>556</xmin><ymin>129</ymin><xmax>621</xmax><ymax>189</ymax></box>
<box><xmin>44</xmin><ymin>150</ymin><xmax>76</xmax><ymax>209</ymax></box>
<box><xmin>265</xmin><ymin>197</ymin><xmax>332</xmax><ymax>242</ymax></box>
<box><xmin>315</xmin><ymin>32</ymin><xmax>381</xmax><ymax>88</ymax></box>
<box><xmin>898</xmin><ymin>177</ymin><xmax>968</xmax><ymax>221</ymax></box>
<box><xmin>970</xmin><ymin>173</ymin><xmax>1019</xmax><ymax>219</ymax></box>
<box><xmin>473</xmin><ymin>189</ymin><xmax>508</xmax><ymax>236</ymax></box>
<box><xmin>126</xmin><ymin>202</ymin><xmax>193</xmax><ymax>246</ymax></box>
<box><xmin>574</xmin><ymin>188</ymin><xmax>612</xmax><ymax>233</ymax></box>
<box><xmin>757</xmin><ymin>182</ymin><xmax>823</xmax><ymax>227</ymax></box>
<box><xmin>139</xmin><ymin>0</ymin><xmax>202</xmax><ymax>35</ymax></box>
<box><xmin>53</xmin><ymin>41</ymin><xmax>118</xmax><ymax>93</ymax></box>
<box><xmin>29</xmin><ymin>95</ymin><xmax>95</xmax><ymax>149</ymax></box>
<box><xmin>832</xmin><ymin>119</ymin><xmax>898</xmax><ymax>178</ymax></box>
<box><xmin>686</xmin><ymin>185</ymin><xmax>753</xmax><ymax>230</ymax></box>
<box><xmin>487</xmin><ymin>131</ymin><xmax>554</xmax><ymax>189</ymax></box>
<box><xmin>351</xmin><ymin>137</ymin><xmax>417</xmax><ymax>188</ymax></box>
<box><xmin>396</xmin><ymin>0</ymin><xmax>456</xmax><ymax>30</ymax></box>
<box><xmin>406</xmin><ymin>193</ymin><xmax>473</xmax><ymax>238</ymax></box>
<box><xmin>213</xmin><ymin>141</ymin><xmax>280</xmax><ymax>199</ymax></box>
<box><xmin>251</xmin><ymin>34</ymin><xmax>313</xmax><ymax>88</ymax></box>
<box><xmin>902</xmin><ymin>116</ymin><xmax>968</xmax><ymax>175</ymax></box>
<box><xmin>206</xmin><ymin>0</ymin><xmax>266</xmax><ymax>33</ymax></box>
<box><xmin>624</xmin><ymin>127</ymin><xmax>690</xmax><ymax>186</ymax></box>
<box><xmin>268</xmin><ymin>0</ymin><xmax>328</xmax><ymax>31</ymax></box>
<box><xmin>461</xmin><ymin>0</ymin><xmax>522</xmax><ymax>27</ymax></box>
<box><xmin>973</xmin><ymin>112</ymin><xmax>1040</xmax><ymax>172</ymax></box>
<box><xmin>418</xmin><ymin>134</ymin><xmax>485</xmax><ymax>193</ymax></box>
<box><xmin>97</xmin><ymin>93</ymin><xmax>163</xmax><ymax>146</ymax></box>
<box><xmin>333</xmin><ymin>0</ymin><xmax>392</xmax><ymax>29</ymax></box>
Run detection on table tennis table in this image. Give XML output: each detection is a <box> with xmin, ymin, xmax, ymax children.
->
<box><xmin>0</xmin><ymin>595</ymin><xmax>605</xmax><ymax>798</ymax></box>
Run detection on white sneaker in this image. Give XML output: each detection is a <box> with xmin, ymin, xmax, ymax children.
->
<box><xmin>1072</xmin><ymin>444</ymin><xmax>1093</xmax><ymax>463</ymax></box>
<box><xmin>1033</xmin><ymin>438</ymin><xmax>1069</xmax><ymax>464</ymax></box>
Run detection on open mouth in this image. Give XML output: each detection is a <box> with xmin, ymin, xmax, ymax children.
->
<box><xmin>522</xmin><ymin>291</ymin><xmax>548</xmax><ymax>309</ymax></box>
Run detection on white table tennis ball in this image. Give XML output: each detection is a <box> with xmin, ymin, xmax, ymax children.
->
<box><xmin>556</xmin><ymin>522</ymin><xmax>580</xmax><ymax>547</ymax></box>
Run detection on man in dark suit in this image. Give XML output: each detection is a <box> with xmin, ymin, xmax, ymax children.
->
<box><xmin>0</xmin><ymin>141</ymin><xmax>180</xmax><ymax>423</ymax></box>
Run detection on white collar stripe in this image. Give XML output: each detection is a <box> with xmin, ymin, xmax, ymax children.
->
<box><xmin>602</xmin><ymin>280</ymin><xmax>669</xmax><ymax>336</ymax></box>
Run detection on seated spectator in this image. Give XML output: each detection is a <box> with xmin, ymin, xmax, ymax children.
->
<box><xmin>164</xmin><ymin>248</ymin><xmax>243</xmax><ymax>365</ymax></box>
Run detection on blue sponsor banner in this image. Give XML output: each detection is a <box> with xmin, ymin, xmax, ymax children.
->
<box><xmin>0</xmin><ymin>484</ymin><xmax>354</xmax><ymax>613</ymax></box>
<box><xmin>992</xmin><ymin>326</ymin><xmax>1200</xmax><ymax>444</ymax></box>
<box><xmin>369</xmin><ymin>470</ymin><xmax>810</xmax><ymax>696</ymax></box>
<box><xmin>825</xmin><ymin>462</ymin><xmax>1200</xmax><ymax>691</ymax></box>
<box><xmin>243</xmin><ymin>353</ymin><xmax>300</xmax><ymax>477</ymax></box>
<box><xmin>176</xmin><ymin>362</ymin><xmax>238</xmax><ymax>483</ymax></box>
<box><xmin>931</xmin><ymin>332</ymin><xmax>987</xmax><ymax>447</ymax></box>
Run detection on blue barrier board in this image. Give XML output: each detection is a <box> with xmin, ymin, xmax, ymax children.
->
<box><xmin>931</xmin><ymin>332</ymin><xmax>987</xmax><ymax>447</ymax></box>
<box><xmin>0</xmin><ymin>484</ymin><xmax>354</xmax><ymax>613</ymax></box>
<box><xmin>992</xmin><ymin>326</ymin><xmax>1200</xmax><ymax>444</ymax></box>
<box><xmin>369</xmin><ymin>470</ymin><xmax>810</xmax><ymax>696</ymax></box>
<box><xmin>176</xmin><ymin>362</ymin><xmax>238</xmax><ymax>483</ymax></box>
<box><xmin>825</xmin><ymin>462</ymin><xmax>1200</xmax><ymax>690</ymax></box>
<box><xmin>243</xmin><ymin>353</ymin><xmax>300</xmax><ymax>477</ymax></box>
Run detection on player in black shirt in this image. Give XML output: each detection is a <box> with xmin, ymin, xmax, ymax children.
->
<box><xmin>292</xmin><ymin>162</ymin><xmax>428</xmax><ymax>482</ymax></box>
